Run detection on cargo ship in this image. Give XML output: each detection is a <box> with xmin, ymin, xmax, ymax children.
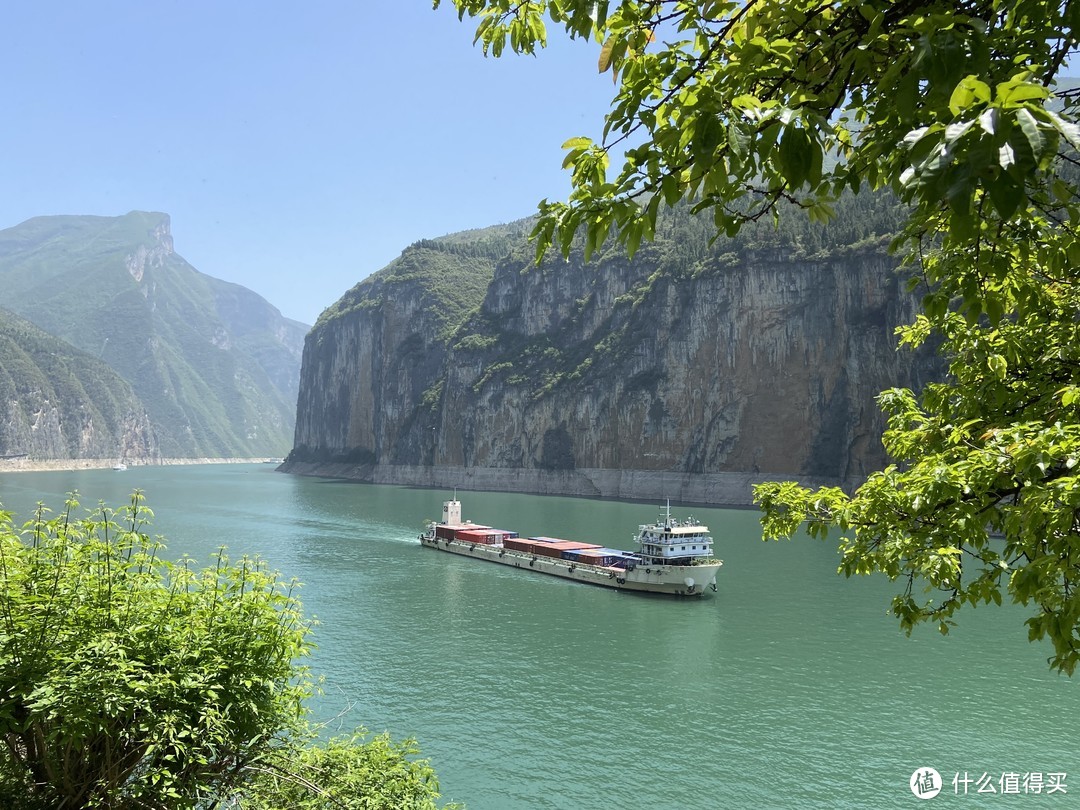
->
<box><xmin>419</xmin><ymin>498</ymin><xmax>722</xmax><ymax>596</ymax></box>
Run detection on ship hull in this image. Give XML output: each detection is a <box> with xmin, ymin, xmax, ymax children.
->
<box><xmin>420</xmin><ymin>535</ymin><xmax>721</xmax><ymax>596</ymax></box>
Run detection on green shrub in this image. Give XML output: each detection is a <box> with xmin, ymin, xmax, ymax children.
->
<box><xmin>0</xmin><ymin>493</ymin><xmax>461</xmax><ymax>809</ymax></box>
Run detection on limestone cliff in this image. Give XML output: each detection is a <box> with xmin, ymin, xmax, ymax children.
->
<box><xmin>284</xmin><ymin>198</ymin><xmax>940</xmax><ymax>505</ymax></box>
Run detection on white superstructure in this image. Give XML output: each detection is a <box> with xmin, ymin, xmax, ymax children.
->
<box><xmin>635</xmin><ymin>501</ymin><xmax>714</xmax><ymax>565</ymax></box>
<box><xmin>442</xmin><ymin>498</ymin><xmax>462</xmax><ymax>525</ymax></box>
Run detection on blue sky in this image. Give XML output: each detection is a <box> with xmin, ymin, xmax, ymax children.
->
<box><xmin>0</xmin><ymin>2</ymin><xmax>617</xmax><ymax>325</ymax></box>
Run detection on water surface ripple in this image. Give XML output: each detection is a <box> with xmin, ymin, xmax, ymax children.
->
<box><xmin>0</xmin><ymin>466</ymin><xmax>1074</xmax><ymax>809</ymax></box>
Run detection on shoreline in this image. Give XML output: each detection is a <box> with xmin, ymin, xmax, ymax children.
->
<box><xmin>0</xmin><ymin>458</ymin><xmax>282</xmax><ymax>474</ymax></box>
<box><xmin>277</xmin><ymin>460</ymin><xmax>850</xmax><ymax>509</ymax></box>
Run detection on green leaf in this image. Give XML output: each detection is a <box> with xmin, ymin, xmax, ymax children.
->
<box><xmin>778</xmin><ymin>125</ymin><xmax>812</xmax><ymax>188</ymax></box>
<box><xmin>1015</xmin><ymin>108</ymin><xmax>1044</xmax><ymax>158</ymax></box>
<box><xmin>598</xmin><ymin>37</ymin><xmax>615</xmax><ymax>73</ymax></box>
<box><xmin>996</xmin><ymin>77</ymin><xmax>1050</xmax><ymax>106</ymax></box>
<box><xmin>949</xmin><ymin>75</ymin><xmax>991</xmax><ymax>115</ymax></box>
<box><xmin>561</xmin><ymin>136</ymin><xmax>593</xmax><ymax>151</ymax></box>
<box><xmin>624</xmin><ymin>219</ymin><xmax>643</xmax><ymax>259</ymax></box>
<box><xmin>987</xmin><ymin>354</ymin><xmax>1007</xmax><ymax>380</ymax></box>
<box><xmin>1046</xmin><ymin>110</ymin><xmax>1080</xmax><ymax>151</ymax></box>
<box><xmin>986</xmin><ymin>172</ymin><xmax>1024</xmax><ymax>219</ymax></box>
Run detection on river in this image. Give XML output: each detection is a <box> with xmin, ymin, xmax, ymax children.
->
<box><xmin>0</xmin><ymin>464</ymin><xmax>1074</xmax><ymax>808</ymax></box>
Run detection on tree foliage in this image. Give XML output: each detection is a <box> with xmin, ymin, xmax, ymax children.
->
<box><xmin>240</xmin><ymin>730</ymin><xmax>463</xmax><ymax>810</ymax></box>
<box><xmin>0</xmin><ymin>494</ymin><xmax>458</xmax><ymax>808</ymax></box>
<box><xmin>0</xmin><ymin>492</ymin><xmax>312</xmax><ymax>808</ymax></box>
<box><xmin>437</xmin><ymin>1</ymin><xmax>1080</xmax><ymax>672</ymax></box>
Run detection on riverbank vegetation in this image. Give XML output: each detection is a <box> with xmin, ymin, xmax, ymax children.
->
<box><xmin>0</xmin><ymin>492</ymin><xmax>459</xmax><ymax>809</ymax></box>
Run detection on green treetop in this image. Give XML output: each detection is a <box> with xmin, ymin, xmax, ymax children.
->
<box><xmin>437</xmin><ymin>0</ymin><xmax>1080</xmax><ymax>673</ymax></box>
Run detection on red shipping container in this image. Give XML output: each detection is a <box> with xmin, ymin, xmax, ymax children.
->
<box><xmin>455</xmin><ymin>528</ymin><xmax>508</xmax><ymax>544</ymax></box>
<box><xmin>533</xmin><ymin>541</ymin><xmax>601</xmax><ymax>559</ymax></box>
<box><xmin>574</xmin><ymin>551</ymin><xmax>608</xmax><ymax>565</ymax></box>
<box><xmin>504</xmin><ymin>538</ymin><xmax>541</xmax><ymax>554</ymax></box>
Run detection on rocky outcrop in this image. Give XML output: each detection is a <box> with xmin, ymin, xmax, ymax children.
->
<box><xmin>0</xmin><ymin>396</ymin><xmax>157</xmax><ymax>463</ymax></box>
<box><xmin>125</xmin><ymin>217</ymin><xmax>173</xmax><ymax>282</ymax></box>
<box><xmin>283</xmin><ymin>200</ymin><xmax>940</xmax><ymax>505</ymax></box>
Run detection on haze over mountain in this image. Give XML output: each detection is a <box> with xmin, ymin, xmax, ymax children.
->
<box><xmin>0</xmin><ymin>211</ymin><xmax>308</xmax><ymax>462</ymax></box>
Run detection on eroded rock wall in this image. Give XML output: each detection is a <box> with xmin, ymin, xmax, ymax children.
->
<box><xmin>284</xmin><ymin>214</ymin><xmax>938</xmax><ymax>505</ymax></box>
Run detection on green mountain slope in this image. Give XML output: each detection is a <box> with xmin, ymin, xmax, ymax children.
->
<box><xmin>0</xmin><ymin>307</ymin><xmax>155</xmax><ymax>460</ymax></box>
<box><xmin>0</xmin><ymin>212</ymin><xmax>308</xmax><ymax>458</ymax></box>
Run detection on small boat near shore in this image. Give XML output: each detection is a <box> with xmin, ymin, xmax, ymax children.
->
<box><xmin>420</xmin><ymin>498</ymin><xmax>722</xmax><ymax>596</ymax></box>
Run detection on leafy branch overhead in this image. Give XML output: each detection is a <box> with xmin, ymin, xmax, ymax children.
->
<box><xmin>438</xmin><ymin>1</ymin><xmax>1078</xmax><ymax>261</ymax></box>
<box><xmin>438</xmin><ymin>1</ymin><xmax>1080</xmax><ymax>673</ymax></box>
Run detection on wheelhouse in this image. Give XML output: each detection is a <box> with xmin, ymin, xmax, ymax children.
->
<box><xmin>634</xmin><ymin>503</ymin><xmax>714</xmax><ymax>566</ymax></box>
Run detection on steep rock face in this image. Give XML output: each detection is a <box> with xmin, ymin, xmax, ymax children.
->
<box><xmin>284</xmin><ymin>203</ymin><xmax>940</xmax><ymax>504</ymax></box>
<box><xmin>444</xmin><ymin>247</ymin><xmax>924</xmax><ymax>480</ymax></box>
<box><xmin>292</xmin><ymin>277</ymin><xmax>438</xmax><ymax>464</ymax></box>
<box><xmin>291</xmin><ymin>238</ymin><xmax>511</xmax><ymax>464</ymax></box>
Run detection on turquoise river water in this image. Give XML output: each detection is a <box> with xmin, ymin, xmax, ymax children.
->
<box><xmin>0</xmin><ymin>464</ymin><xmax>1075</xmax><ymax>809</ymax></box>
